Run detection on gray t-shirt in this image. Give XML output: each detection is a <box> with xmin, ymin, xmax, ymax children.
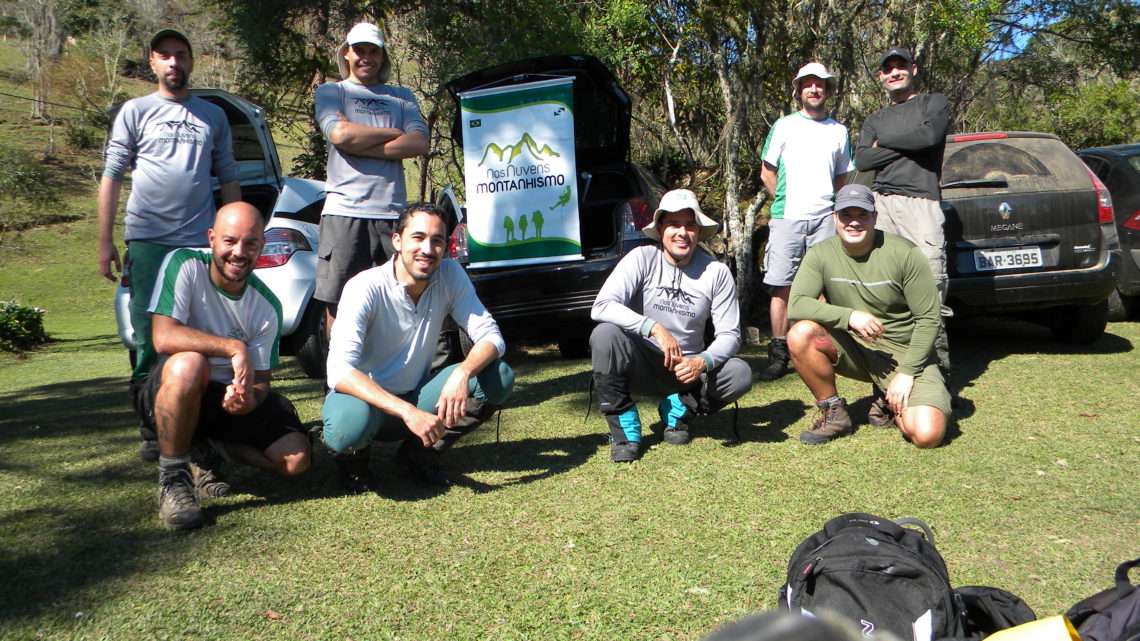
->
<box><xmin>592</xmin><ymin>245</ymin><xmax>742</xmax><ymax>370</ymax></box>
<box><xmin>103</xmin><ymin>93</ymin><xmax>238</xmax><ymax>247</ymax></box>
<box><xmin>315</xmin><ymin>81</ymin><xmax>429</xmax><ymax>220</ymax></box>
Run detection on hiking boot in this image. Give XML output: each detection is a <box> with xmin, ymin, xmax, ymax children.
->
<box><xmin>867</xmin><ymin>391</ymin><xmax>895</xmax><ymax>429</ymax></box>
<box><xmin>799</xmin><ymin>398</ymin><xmax>854</xmax><ymax>445</ymax></box>
<box><xmin>758</xmin><ymin>337</ymin><xmax>790</xmax><ymax>381</ymax></box>
<box><xmin>657</xmin><ymin>394</ymin><xmax>692</xmax><ymax>445</ymax></box>
<box><xmin>139</xmin><ymin>438</ymin><xmax>160</xmax><ymax>463</ymax></box>
<box><xmin>396</xmin><ymin>439</ymin><xmax>452</xmax><ymax>487</ymax></box>
<box><xmin>334</xmin><ymin>447</ymin><xmax>378</xmax><ymax>494</ymax></box>
<box><xmin>609</xmin><ymin>440</ymin><xmax>641</xmax><ymax>463</ymax></box>
<box><xmin>190</xmin><ymin>440</ymin><xmax>231</xmax><ymax>498</ymax></box>
<box><xmin>158</xmin><ymin>466</ymin><xmax>205</xmax><ymax>531</ymax></box>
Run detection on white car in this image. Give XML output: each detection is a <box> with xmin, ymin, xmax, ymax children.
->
<box><xmin>113</xmin><ymin>89</ymin><xmax>329</xmax><ymax>378</ymax></box>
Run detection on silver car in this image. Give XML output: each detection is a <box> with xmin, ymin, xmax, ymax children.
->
<box><xmin>113</xmin><ymin>89</ymin><xmax>329</xmax><ymax>378</ymax></box>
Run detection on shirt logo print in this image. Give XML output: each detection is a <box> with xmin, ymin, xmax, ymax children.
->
<box><xmin>656</xmin><ymin>286</ymin><xmax>694</xmax><ymax>305</ymax></box>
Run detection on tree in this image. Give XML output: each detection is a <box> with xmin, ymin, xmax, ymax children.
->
<box><xmin>2</xmin><ymin>0</ymin><xmax>66</xmax><ymax>120</ymax></box>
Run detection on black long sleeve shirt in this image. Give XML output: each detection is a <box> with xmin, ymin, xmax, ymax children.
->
<box><xmin>855</xmin><ymin>93</ymin><xmax>949</xmax><ymax>201</ymax></box>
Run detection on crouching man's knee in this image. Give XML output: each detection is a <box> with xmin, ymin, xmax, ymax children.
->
<box><xmin>267</xmin><ymin>431</ymin><xmax>312</xmax><ymax>477</ymax></box>
<box><xmin>900</xmin><ymin>406</ymin><xmax>946</xmax><ymax>449</ymax></box>
<box><xmin>320</xmin><ymin>393</ymin><xmax>377</xmax><ymax>453</ymax></box>
<box><xmin>785</xmin><ymin>320</ymin><xmax>825</xmax><ymax>355</ymax></box>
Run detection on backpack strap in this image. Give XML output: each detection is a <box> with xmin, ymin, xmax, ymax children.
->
<box><xmin>896</xmin><ymin>517</ymin><xmax>937</xmax><ymax>547</ymax></box>
<box><xmin>1115</xmin><ymin>558</ymin><xmax>1140</xmax><ymax>591</ymax></box>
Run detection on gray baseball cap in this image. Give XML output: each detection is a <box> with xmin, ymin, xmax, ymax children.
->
<box><xmin>834</xmin><ymin>184</ymin><xmax>875</xmax><ymax>212</ymax></box>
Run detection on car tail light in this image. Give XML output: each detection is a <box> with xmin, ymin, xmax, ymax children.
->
<box><xmin>449</xmin><ymin>223</ymin><xmax>469</xmax><ymax>264</ymax></box>
<box><xmin>621</xmin><ymin>197</ymin><xmax>654</xmax><ymax>237</ymax></box>
<box><xmin>1082</xmin><ymin>165</ymin><xmax>1115</xmax><ymax>224</ymax></box>
<box><xmin>1123</xmin><ymin>209</ymin><xmax>1140</xmax><ymax>232</ymax></box>
<box><xmin>255</xmin><ymin>228</ymin><xmax>311</xmax><ymax>269</ymax></box>
<box><xmin>951</xmin><ymin>133</ymin><xmax>1008</xmax><ymax>142</ymax></box>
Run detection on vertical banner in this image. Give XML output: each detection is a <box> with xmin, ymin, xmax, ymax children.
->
<box><xmin>459</xmin><ymin>78</ymin><xmax>580</xmax><ymax>267</ymax></box>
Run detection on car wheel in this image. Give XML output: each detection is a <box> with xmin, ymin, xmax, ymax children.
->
<box><xmin>1105</xmin><ymin>288</ymin><xmax>1137</xmax><ymax>322</ymax></box>
<box><xmin>557</xmin><ymin>332</ymin><xmax>590</xmax><ymax>359</ymax></box>
<box><xmin>1050</xmin><ymin>299</ymin><xmax>1108</xmax><ymax>344</ymax></box>
<box><xmin>293</xmin><ymin>302</ymin><xmax>328</xmax><ymax>379</ymax></box>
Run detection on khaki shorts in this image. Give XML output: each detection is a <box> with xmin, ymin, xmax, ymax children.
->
<box><xmin>762</xmin><ymin>216</ymin><xmax>837</xmax><ymax>287</ymax></box>
<box><xmin>314</xmin><ymin>215</ymin><xmax>396</xmax><ymax>304</ymax></box>
<box><xmin>829</xmin><ymin>328</ymin><xmax>951</xmax><ymax>415</ymax></box>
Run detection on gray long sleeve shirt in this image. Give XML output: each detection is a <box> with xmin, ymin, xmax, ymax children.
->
<box><xmin>325</xmin><ymin>257</ymin><xmax>505</xmax><ymax>392</ymax></box>
<box><xmin>592</xmin><ymin>245</ymin><xmax>741</xmax><ymax>369</ymax></box>
<box><xmin>854</xmin><ymin>93</ymin><xmax>949</xmax><ymax>201</ymax></box>
<box><xmin>103</xmin><ymin>93</ymin><xmax>238</xmax><ymax>246</ymax></box>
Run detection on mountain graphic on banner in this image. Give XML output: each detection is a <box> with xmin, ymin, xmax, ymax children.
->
<box><xmin>479</xmin><ymin>133</ymin><xmax>561</xmax><ymax>166</ymax></box>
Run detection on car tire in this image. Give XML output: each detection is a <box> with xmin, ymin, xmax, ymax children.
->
<box><xmin>293</xmin><ymin>302</ymin><xmax>328</xmax><ymax>380</ymax></box>
<box><xmin>1105</xmin><ymin>288</ymin><xmax>1137</xmax><ymax>322</ymax></box>
<box><xmin>557</xmin><ymin>332</ymin><xmax>590</xmax><ymax>359</ymax></box>
<box><xmin>1050</xmin><ymin>299</ymin><xmax>1108</xmax><ymax>344</ymax></box>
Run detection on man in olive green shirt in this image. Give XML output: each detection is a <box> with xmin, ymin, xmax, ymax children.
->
<box><xmin>787</xmin><ymin>184</ymin><xmax>949</xmax><ymax>448</ymax></box>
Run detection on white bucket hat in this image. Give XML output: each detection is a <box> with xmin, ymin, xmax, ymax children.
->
<box><xmin>792</xmin><ymin>62</ymin><xmax>837</xmax><ymax>99</ymax></box>
<box><xmin>643</xmin><ymin>189</ymin><xmax>720</xmax><ymax>241</ymax></box>
<box><xmin>336</xmin><ymin>22</ymin><xmax>391</xmax><ymax>83</ymax></box>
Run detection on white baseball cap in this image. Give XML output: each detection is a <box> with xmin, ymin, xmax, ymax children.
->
<box><xmin>643</xmin><ymin>189</ymin><xmax>720</xmax><ymax>241</ymax></box>
<box><xmin>337</xmin><ymin>22</ymin><xmax>391</xmax><ymax>83</ymax></box>
<box><xmin>792</xmin><ymin>62</ymin><xmax>837</xmax><ymax>98</ymax></box>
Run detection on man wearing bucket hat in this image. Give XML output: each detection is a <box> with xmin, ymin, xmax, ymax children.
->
<box><xmin>786</xmin><ymin>184</ymin><xmax>949</xmax><ymax>448</ymax></box>
<box><xmin>758</xmin><ymin>61</ymin><xmax>855</xmax><ymax>382</ymax></box>
<box><xmin>854</xmin><ymin>46</ymin><xmax>952</xmax><ymax>384</ymax></box>
<box><xmin>313</xmin><ymin>22</ymin><xmax>429</xmax><ymax>338</ymax></box>
<box><xmin>590</xmin><ymin>189</ymin><xmax>753</xmax><ymax>462</ymax></box>
<box><xmin>98</xmin><ymin>28</ymin><xmax>241</xmax><ymax>462</ymax></box>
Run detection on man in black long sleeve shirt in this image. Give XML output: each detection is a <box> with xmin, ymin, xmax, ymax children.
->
<box><xmin>855</xmin><ymin>46</ymin><xmax>952</xmax><ymax>379</ymax></box>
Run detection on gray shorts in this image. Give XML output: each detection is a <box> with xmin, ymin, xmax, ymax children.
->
<box><xmin>314</xmin><ymin>215</ymin><xmax>396</xmax><ymax>304</ymax></box>
<box><xmin>828</xmin><ymin>328</ymin><xmax>951</xmax><ymax>415</ymax></box>
<box><xmin>763</xmin><ymin>216</ymin><xmax>836</xmax><ymax>286</ymax></box>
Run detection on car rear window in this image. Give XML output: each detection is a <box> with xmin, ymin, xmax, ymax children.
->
<box><xmin>942</xmin><ymin>137</ymin><xmax>1090</xmax><ymax>195</ymax></box>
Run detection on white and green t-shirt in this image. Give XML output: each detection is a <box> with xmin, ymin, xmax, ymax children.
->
<box><xmin>762</xmin><ymin>112</ymin><xmax>854</xmax><ymax>221</ymax></box>
<box><xmin>147</xmin><ymin>249</ymin><xmax>282</xmax><ymax>384</ymax></box>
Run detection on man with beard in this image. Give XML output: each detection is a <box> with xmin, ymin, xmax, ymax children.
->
<box><xmin>320</xmin><ymin>203</ymin><xmax>514</xmax><ymax>491</ymax></box>
<box><xmin>758</xmin><ymin>62</ymin><xmax>854</xmax><ymax>381</ymax></box>
<box><xmin>98</xmin><ymin>29</ymin><xmax>241</xmax><ymax>462</ymax></box>
<box><xmin>854</xmin><ymin>46</ymin><xmax>952</xmax><ymax>389</ymax></box>
<box><xmin>141</xmin><ymin>203</ymin><xmax>311</xmax><ymax>530</ymax></box>
<box><xmin>590</xmin><ymin>189</ymin><xmax>752</xmax><ymax>462</ymax></box>
<box><xmin>786</xmin><ymin>184</ymin><xmax>949</xmax><ymax>448</ymax></box>
<box><xmin>313</xmin><ymin>22</ymin><xmax>429</xmax><ymax>339</ymax></box>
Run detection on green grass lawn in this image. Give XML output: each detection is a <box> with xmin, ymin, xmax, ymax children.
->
<box><xmin>2</xmin><ymin>215</ymin><xmax>1139</xmax><ymax>641</ymax></box>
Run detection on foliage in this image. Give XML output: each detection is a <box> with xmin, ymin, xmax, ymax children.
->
<box><xmin>0</xmin><ymin>143</ymin><xmax>62</xmax><ymax>236</ymax></box>
<box><xmin>0</xmin><ymin>300</ymin><xmax>48</xmax><ymax>351</ymax></box>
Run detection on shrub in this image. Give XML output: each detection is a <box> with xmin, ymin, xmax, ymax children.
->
<box><xmin>0</xmin><ymin>144</ymin><xmax>65</xmax><ymax>235</ymax></box>
<box><xmin>0</xmin><ymin>301</ymin><xmax>49</xmax><ymax>352</ymax></box>
<box><xmin>65</xmin><ymin>119</ymin><xmax>103</xmax><ymax>151</ymax></box>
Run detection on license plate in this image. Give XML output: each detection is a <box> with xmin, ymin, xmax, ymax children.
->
<box><xmin>973</xmin><ymin>246</ymin><xmax>1043</xmax><ymax>271</ymax></box>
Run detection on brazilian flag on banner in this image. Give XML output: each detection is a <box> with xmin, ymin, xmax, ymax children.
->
<box><xmin>459</xmin><ymin>77</ymin><xmax>581</xmax><ymax>268</ymax></box>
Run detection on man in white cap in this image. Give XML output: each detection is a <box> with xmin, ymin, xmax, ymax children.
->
<box><xmin>758</xmin><ymin>61</ymin><xmax>854</xmax><ymax>382</ymax></box>
<box><xmin>787</xmin><ymin>184</ymin><xmax>949</xmax><ymax>448</ymax></box>
<box><xmin>854</xmin><ymin>46</ymin><xmax>952</xmax><ymax>385</ymax></box>
<box><xmin>313</xmin><ymin>22</ymin><xmax>430</xmax><ymax>339</ymax></box>
<box><xmin>98</xmin><ymin>28</ymin><xmax>241</xmax><ymax>462</ymax></box>
<box><xmin>590</xmin><ymin>189</ymin><xmax>753</xmax><ymax>462</ymax></box>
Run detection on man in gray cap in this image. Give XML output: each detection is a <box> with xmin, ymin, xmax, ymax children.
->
<box><xmin>98</xmin><ymin>27</ymin><xmax>241</xmax><ymax>461</ymax></box>
<box><xmin>590</xmin><ymin>189</ymin><xmax>753</xmax><ymax>462</ymax></box>
<box><xmin>758</xmin><ymin>61</ymin><xmax>854</xmax><ymax>382</ymax></box>
<box><xmin>854</xmin><ymin>46</ymin><xmax>952</xmax><ymax>382</ymax></box>
<box><xmin>313</xmin><ymin>22</ymin><xmax>429</xmax><ymax>339</ymax></box>
<box><xmin>787</xmin><ymin>184</ymin><xmax>949</xmax><ymax>448</ymax></box>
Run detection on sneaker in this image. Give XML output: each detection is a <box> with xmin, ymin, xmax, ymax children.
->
<box><xmin>799</xmin><ymin>398</ymin><xmax>854</xmax><ymax>445</ymax></box>
<box><xmin>158</xmin><ymin>466</ymin><xmax>205</xmax><ymax>531</ymax></box>
<box><xmin>609</xmin><ymin>440</ymin><xmax>641</xmax><ymax>463</ymax></box>
<box><xmin>396</xmin><ymin>440</ymin><xmax>452</xmax><ymax>487</ymax></box>
<box><xmin>190</xmin><ymin>441</ymin><xmax>231</xmax><ymax>498</ymax></box>
<box><xmin>139</xmin><ymin>438</ymin><xmax>160</xmax><ymax>463</ymax></box>
<box><xmin>867</xmin><ymin>394</ymin><xmax>895</xmax><ymax>429</ymax></box>
<box><xmin>334</xmin><ymin>447</ymin><xmax>377</xmax><ymax>494</ymax></box>
<box><xmin>757</xmin><ymin>337</ymin><xmax>790</xmax><ymax>381</ymax></box>
<box><xmin>657</xmin><ymin>395</ymin><xmax>691</xmax><ymax>445</ymax></box>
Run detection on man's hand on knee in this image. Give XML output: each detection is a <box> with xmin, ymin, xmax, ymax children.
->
<box><xmin>403</xmin><ymin>406</ymin><xmax>446</xmax><ymax>448</ymax></box>
<box><xmin>886</xmin><ymin>373</ymin><xmax>914</xmax><ymax>414</ymax></box>
<box><xmin>672</xmin><ymin>356</ymin><xmax>707</xmax><ymax>385</ymax></box>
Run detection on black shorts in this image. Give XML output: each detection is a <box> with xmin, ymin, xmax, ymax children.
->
<box><xmin>141</xmin><ymin>368</ymin><xmax>305</xmax><ymax>452</ymax></box>
<box><xmin>314</xmin><ymin>215</ymin><xmax>397</xmax><ymax>305</ymax></box>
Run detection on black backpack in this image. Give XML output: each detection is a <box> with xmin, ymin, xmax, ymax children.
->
<box><xmin>1065</xmin><ymin>558</ymin><xmax>1140</xmax><ymax>641</ymax></box>
<box><xmin>778</xmin><ymin>513</ymin><xmax>966</xmax><ymax>641</ymax></box>
<box><xmin>953</xmin><ymin>585</ymin><xmax>1036</xmax><ymax>639</ymax></box>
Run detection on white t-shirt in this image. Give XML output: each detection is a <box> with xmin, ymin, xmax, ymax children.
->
<box><xmin>762</xmin><ymin>112</ymin><xmax>854</xmax><ymax>221</ymax></box>
<box><xmin>148</xmin><ymin>249</ymin><xmax>282</xmax><ymax>384</ymax></box>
